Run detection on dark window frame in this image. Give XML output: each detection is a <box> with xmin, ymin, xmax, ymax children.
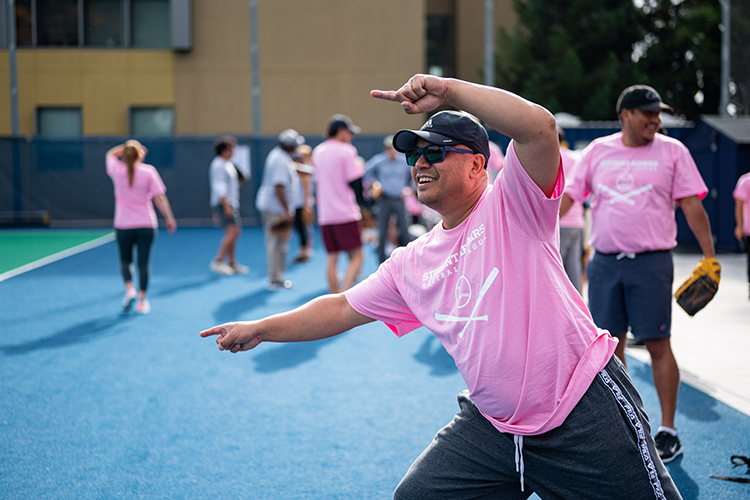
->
<box><xmin>35</xmin><ymin>106</ymin><xmax>83</xmax><ymax>136</ymax></box>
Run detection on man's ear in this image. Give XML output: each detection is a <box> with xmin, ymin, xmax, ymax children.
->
<box><xmin>469</xmin><ymin>154</ymin><xmax>486</xmax><ymax>177</ymax></box>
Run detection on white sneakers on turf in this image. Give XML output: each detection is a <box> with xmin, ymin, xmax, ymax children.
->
<box><xmin>136</xmin><ymin>300</ymin><xmax>151</xmax><ymax>315</ymax></box>
<box><xmin>210</xmin><ymin>261</ymin><xmax>235</xmax><ymax>276</ymax></box>
<box><xmin>122</xmin><ymin>288</ymin><xmax>137</xmax><ymax>312</ymax></box>
<box><xmin>231</xmin><ymin>263</ymin><xmax>250</xmax><ymax>274</ymax></box>
<box><xmin>266</xmin><ymin>280</ymin><xmax>295</xmax><ymax>291</ymax></box>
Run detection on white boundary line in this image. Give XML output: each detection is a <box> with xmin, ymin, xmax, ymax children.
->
<box><xmin>627</xmin><ymin>348</ymin><xmax>750</xmax><ymax>417</ymax></box>
<box><xmin>0</xmin><ymin>232</ymin><xmax>115</xmax><ymax>283</ymax></box>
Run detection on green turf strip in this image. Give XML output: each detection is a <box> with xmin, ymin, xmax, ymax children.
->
<box><xmin>0</xmin><ymin>230</ymin><xmax>113</xmax><ymax>274</ymax></box>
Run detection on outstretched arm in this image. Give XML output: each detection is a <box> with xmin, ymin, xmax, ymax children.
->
<box><xmin>371</xmin><ymin>75</ymin><xmax>559</xmax><ymax>196</ymax></box>
<box><xmin>200</xmin><ymin>293</ymin><xmax>375</xmax><ymax>353</ymax></box>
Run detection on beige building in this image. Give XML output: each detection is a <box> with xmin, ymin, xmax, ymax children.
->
<box><xmin>0</xmin><ymin>0</ymin><xmax>515</xmax><ymax>138</ymax></box>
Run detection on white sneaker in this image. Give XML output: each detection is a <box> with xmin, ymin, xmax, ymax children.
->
<box><xmin>231</xmin><ymin>262</ymin><xmax>250</xmax><ymax>274</ymax></box>
<box><xmin>136</xmin><ymin>300</ymin><xmax>151</xmax><ymax>315</ymax></box>
<box><xmin>122</xmin><ymin>288</ymin><xmax>137</xmax><ymax>312</ymax></box>
<box><xmin>210</xmin><ymin>261</ymin><xmax>235</xmax><ymax>276</ymax></box>
<box><xmin>266</xmin><ymin>280</ymin><xmax>295</xmax><ymax>291</ymax></box>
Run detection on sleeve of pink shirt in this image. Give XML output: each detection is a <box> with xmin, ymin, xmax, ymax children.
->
<box><xmin>345</xmin><ymin>253</ymin><xmax>424</xmax><ymax>337</ymax></box>
<box><xmin>143</xmin><ymin>164</ymin><xmax>167</xmax><ymax>197</ymax></box>
<box><xmin>106</xmin><ymin>155</ymin><xmax>121</xmax><ymax>177</ymax></box>
<box><xmin>670</xmin><ymin>141</ymin><xmax>707</xmax><ymax>201</ymax></box>
<box><xmin>344</xmin><ymin>145</ymin><xmax>364</xmax><ymax>182</ymax></box>
<box><xmin>500</xmin><ymin>141</ymin><xmax>564</xmax><ymax>241</ymax></box>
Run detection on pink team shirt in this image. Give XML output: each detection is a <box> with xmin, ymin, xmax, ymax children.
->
<box><xmin>566</xmin><ymin>132</ymin><xmax>707</xmax><ymax>254</ymax></box>
<box><xmin>734</xmin><ymin>172</ymin><xmax>750</xmax><ymax>235</ymax></box>
<box><xmin>106</xmin><ymin>156</ymin><xmax>166</xmax><ymax>230</ymax></box>
<box><xmin>312</xmin><ymin>139</ymin><xmax>365</xmax><ymax>225</ymax></box>
<box><xmin>559</xmin><ymin>147</ymin><xmax>585</xmax><ymax>229</ymax></box>
<box><xmin>346</xmin><ymin>142</ymin><xmax>617</xmax><ymax>436</ymax></box>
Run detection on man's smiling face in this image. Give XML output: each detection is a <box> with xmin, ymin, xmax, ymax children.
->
<box><xmin>411</xmin><ymin>139</ymin><xmax>476</xmax><ymax>209</ymax></box>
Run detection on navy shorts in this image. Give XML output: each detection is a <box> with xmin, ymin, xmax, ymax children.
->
<box><xmin>321</xmin><ymin>220</ymin><xmax>362</xmax><ymax>253</ymax></box>
<box><xmin>587</xmin><ymin>250</ymin><xmax>673</xmax><ymax>339</ymax></box>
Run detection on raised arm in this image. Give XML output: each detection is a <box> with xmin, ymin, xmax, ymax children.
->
<box><xmin>200</xmin><ymin>293</ymin><xmax>375</xmax><ymax>353</ymax></box>
<box><xmin>105</xmin><ymin>143</ymin><xmax>127</xmax><ymax>159</ymax></box>
<box><xmin>371</xmin><ymin>75</ymin><xmax>560</xmax><ymax>195</ymax></box>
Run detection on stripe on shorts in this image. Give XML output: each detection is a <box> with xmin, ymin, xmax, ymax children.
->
<box><xmin>598</xmin><ymin>368</ymin><xmax>666</xmax><ymax>500</ymax></box>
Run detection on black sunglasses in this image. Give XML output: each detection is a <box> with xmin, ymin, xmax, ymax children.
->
<box><xmin>404</xmin><ymin>145</ymin><xmax>475</xmax><ymax>166</ymax></box>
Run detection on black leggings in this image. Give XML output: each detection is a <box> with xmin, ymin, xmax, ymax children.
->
<box><xmin>294</xmin><ymin>207</ymin><xmax>309</xmax><ymax>248</ymax></box>
<box><xmin>116</xmin><ymin>228</ymin><xmax>156</xmax><ymax>291</ymax></box>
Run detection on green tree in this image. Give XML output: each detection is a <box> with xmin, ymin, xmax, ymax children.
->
<box><xmin>496</xmin><ymin>0</ymin><xmax>645</xmax><ymax>121</ymax></box>
<box><xmin>495</xmin><ymin>0</ymin><xmax>722</xmax><ymax>121</ymax></box>
<box><xmin>633</xmin><ymin>0</ymin><xmax>722</xmax><ymax>120</ymax></box>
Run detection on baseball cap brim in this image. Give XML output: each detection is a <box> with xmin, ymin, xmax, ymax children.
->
<box><xmin>637</xmin><ymin>101</ymin><xmax>674</xmax><ymax>113</ymax></box>
<box><xmin>392</xmin><ymin>129</ymin><xmax>462</xmax><ymax>153</ymax></box>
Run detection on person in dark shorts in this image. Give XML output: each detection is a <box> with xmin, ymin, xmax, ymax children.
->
<box><xmin>562</xmin><ymin>84</ymin><xmax>717</xmax><ymax>462</ymax></box>
<box><xmin>202</xmin><ymin>74</ymin><xmax>683</xmax><ymax>499</ymax></box>
<box><xmin>312</xmin><ymin>114</ymin><xmax>367</xmax><ymax>293</ymax></box>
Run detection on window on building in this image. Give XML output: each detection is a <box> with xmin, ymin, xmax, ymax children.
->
<box><xmin>12</xmin><ymin>0</ymin><xmax>184</xmax><ymax>49</ymax></box>
<box><xmin>131</xmin><ymin>0</ymin><xmax>170</xmax><ymax>48</ymax></box>
<box><xmin>427</xmin><ymin>15</ymin><xmax>455</xmax><ymax>78</ymax></box>
<box><xmin>37</xmin><ymin>0</ymin><xmax>79</xmax><ymax>46</ymax></box>
<box><xmin>37</xmin><ymin>107</ymin><xmax>83</xmax><ymax>136</ymax></box>
<box><xmin>15</xmin><ymin>0</ymin><xmax>34</xmax><ymax>46</ymax></box>
<box><xmin>130</xmin><ymin>107</ymin><xmax>174</xmax><ymax>136</ymax></box>
<box><xmin>85</xmin><ymin>0</ymin><xmax>124</xmax><ymax>47</ymax></box>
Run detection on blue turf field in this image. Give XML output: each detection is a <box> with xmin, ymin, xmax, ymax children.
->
<box><xmin>1</xmin><ymin>227</ymin><xmax>748</xmax><ymax>499</ymax></box>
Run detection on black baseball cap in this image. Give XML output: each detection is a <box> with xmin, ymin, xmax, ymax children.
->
<box><xmin>616</xmin><ymin>85</ymin><xmax>674</xmax><ymax>114</ymax></box>
<box><xmin>392</xmin><ymin>111</ymin><xmax>490</xmax><ymax>167</ymax></box>
<box><xmin>327</xmin><ymin>114</ymin><xmax>361</xmax><ymax>137</ymax></box>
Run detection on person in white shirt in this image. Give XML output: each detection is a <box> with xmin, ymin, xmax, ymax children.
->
<box><xmin>255</xmin><ymin>129</ymin><xmax>304</xmax><ymax>290</ymax></box>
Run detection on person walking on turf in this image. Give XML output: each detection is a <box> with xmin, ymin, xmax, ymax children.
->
<box><xmin>561</xmin><ymin>84</ymin><xmax>717</xmax><ymax>463</ymax></box>
<box><xmin>106</xmin><ymin>140</ymin><xmax>176</xmax><ymax>314</ymax></box>
<box><xmin>209</xmin><ymin>136</ymin><xmax>248</xmax><ymax>276</ymax></box>
<box><xmin>202</xmin><ymin>74</ymin><xmax>683</xmax><ymax>499</ymax></box>
<box><xmin>256</xmin><ymin>129</ymin><xmax>304</xmax><ymax>290</ymax></box>
<box><xmin>312</xmin><ymin>114</ymin><xmax>367</xmax><ymax>293</ymax></box>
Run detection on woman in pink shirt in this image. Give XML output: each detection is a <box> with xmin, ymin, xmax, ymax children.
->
<box><xmin>106</xmin><ymin>140</ymin><xmax>176</xmax><ymax>314</ymax></box>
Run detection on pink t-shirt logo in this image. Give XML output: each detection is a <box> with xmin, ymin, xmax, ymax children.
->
<box><xmin>435</xmin><ymin>267</ymin><xmax>499</xmax><ymax>339</ymax></box>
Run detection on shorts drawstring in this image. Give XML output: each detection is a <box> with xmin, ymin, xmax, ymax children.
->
<box><xmin>616</xmin><ymin>252</ymin><xmax>637</xmax><ymax>260</ymax></box>
<box><xmin>514</xmin><ymin>434</ymin><xmax>525</xmax><ymax>492</ymax></box>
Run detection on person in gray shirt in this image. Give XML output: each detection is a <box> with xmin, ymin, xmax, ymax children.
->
<box><xmin>365</xmin><ymin>135</ymin><xmax>414</xmax><ymax>262</ymax></box>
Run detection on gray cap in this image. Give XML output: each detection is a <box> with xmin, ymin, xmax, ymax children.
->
<box><xmin>278</xmin><ymin>129</ymin><xmax>305</xmax><ymax>148</ymax></box>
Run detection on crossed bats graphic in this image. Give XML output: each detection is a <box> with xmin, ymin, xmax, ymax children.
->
<box><xmin>434</xmin><ymin>267</ymin><xmax>499</xmax><ymax>339</ymax></box>
<box><xmin>597</xmin><ymin>182</ymin><xmax>653</xmax><ymax>205</ymax></box>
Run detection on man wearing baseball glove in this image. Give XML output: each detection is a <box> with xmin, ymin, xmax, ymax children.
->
<box><xmin>561</xmin><ymin>85</ymin><xmax>718</xmax><ymax>463</ymax></box>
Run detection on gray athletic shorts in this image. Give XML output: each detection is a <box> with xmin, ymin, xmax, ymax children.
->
<box><xmin>212</xmin><ymin>205</ymin><xmax>241</xmax><ymax>228</ymax></box>
<box><xmin>393</xmin><ymin>355</ymin><xmax>682</xmax><ymax>500</ymax></box>
<box><xmin>587</xmin><ymin>250</ymin><xmax>673</xmax><ymax>339</ymax></box>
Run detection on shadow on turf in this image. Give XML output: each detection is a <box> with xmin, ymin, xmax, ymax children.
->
<box><xmin>629</xmin><ymin>361</ymin><xmax>722</xmax><ymax>422</ymax></box>
<box><xmin>0</xmin><ymin>314</ymin><xmax>135</xmax><ymax>355</ymax></box>
<box><xmin>414</xmin><ymin>335</ymin><xmax>458</xmax><ymax>376</ymax></box>
<box><xmin>252</xmin><ymin>336</ymin><xmax>342</xmax><ymax>373</ymax></box>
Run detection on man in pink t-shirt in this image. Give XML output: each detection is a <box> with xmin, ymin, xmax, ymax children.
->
<box><xmin>312</xmin><ymin>114</ymin><xmax>367</xmax><ymax>293</ymax></box>
<box><xmin>562</xmin><ymin>85</ymin><xmax>718</xmax><ymax>464</ymax></box>
<box><xmin>733</xmin><ymin>171</ymin><xmax>750</xmax><ymax>296</ymax></box>
<box><xmin>202</xmin><ymin>75</ymin><xmax>682</xmax><ymax>499</ymax></box>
